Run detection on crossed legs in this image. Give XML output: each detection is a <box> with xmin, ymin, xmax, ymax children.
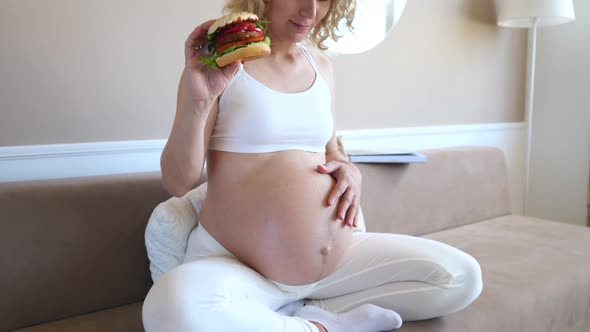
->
<box><xmin>142</xmin><ymin>232</ymin><xmax>482</xmax><ymax>331</ymax></box>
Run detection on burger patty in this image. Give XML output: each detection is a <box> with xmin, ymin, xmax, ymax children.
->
<box><xmin>216</xmin><ymin>30</ymin><xmax>262</xmax><ymax>47</ymax></box>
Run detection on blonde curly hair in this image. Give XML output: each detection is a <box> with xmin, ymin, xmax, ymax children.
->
<box><xmin>223</xmin><ymin>0</ymin><xmax>356</xmax><ymax>50</ymax></box>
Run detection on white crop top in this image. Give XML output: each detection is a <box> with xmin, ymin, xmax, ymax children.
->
<box><xmin>209</xmin><ymin>45</ymin><xmax>334</xmax><ymax>153</ymax></box>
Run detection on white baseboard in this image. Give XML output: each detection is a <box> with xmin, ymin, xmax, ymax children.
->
<box><xmin>0</xmin><ymin>122</ymin><xmax>524</xmax><ymax>213</ymax></box>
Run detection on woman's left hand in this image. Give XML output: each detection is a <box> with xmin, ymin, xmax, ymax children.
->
<box><xmin>317</xmin><ymin>161</ymin><xmax>362</xmax><ymax>227</ymax></box>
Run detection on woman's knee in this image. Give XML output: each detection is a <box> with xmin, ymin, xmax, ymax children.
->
<box><xmin>142</xmin><ymin>259</ymin><xmax>232</xmax><ymax>332</ymax></box>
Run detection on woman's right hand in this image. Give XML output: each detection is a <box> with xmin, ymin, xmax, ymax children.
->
<box><xmin>183</xmin><ymin>19</ymin><xmax>240</xmax><ymax>110</ymax></box>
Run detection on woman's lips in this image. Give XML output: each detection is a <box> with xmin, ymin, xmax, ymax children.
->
<box><xmin>291</xmin><ymin>20</ymin><xmax>311</xmax><ymax>32</ymax></box>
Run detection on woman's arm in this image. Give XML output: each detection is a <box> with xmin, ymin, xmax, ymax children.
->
<box><xmin>320</xmin><ymin>135</ymin><xmax>363</xmax><ymax>228</ymax></box>
<box><xmin>325</xmin><ymin>137</ymin><xmax>348</xmax><ymax>163</ymax></box>
<box><xmin>160</xmin><ymin>72</ymin><xmax>218</xmax><ymax>197</ymax></box>
<box><xmin>160</xmin><ymin>20</ymin><xmax>239</xmax><ymax>197</ymax></box>
<box><xmin>314</xmin><ymin>51</ymin><xmax>362</xmax><ymax>228</ymax></box>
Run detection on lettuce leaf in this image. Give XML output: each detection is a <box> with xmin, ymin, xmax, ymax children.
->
<box><xmin>199</xmin><ymin>37</ymin><xmax>271</xmax><ymax>70</ymax></box>
<box><xmin>256</xmin><ymin>20</ymin><xmax>271</xmax><ymax>31</ymax></box>
<box><xmin>199</xmin><ymin>55</ymin><xmax>219</xmax><ymax>70</ymax></box>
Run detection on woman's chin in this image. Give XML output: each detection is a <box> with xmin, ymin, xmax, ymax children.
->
<box><xmin>289</xmin><ymin>32</ymin><xmax>308</xmax><ymax>43</ymax></box>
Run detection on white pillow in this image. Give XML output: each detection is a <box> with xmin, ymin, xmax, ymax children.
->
<box><xmin>145</xmin><ymin>182</ymin><xmax>207</xmax><ymax>282</ymax></box>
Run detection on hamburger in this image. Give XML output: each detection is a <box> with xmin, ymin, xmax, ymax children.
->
<box><xmin>200</xmin><ymin>12</ymin><xmax>271</xmax><ymax>69</ymax></box>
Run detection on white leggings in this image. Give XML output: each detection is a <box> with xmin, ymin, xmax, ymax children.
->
<box><xmin>142</xmin><ymin>224</ymin><xmax>482</xmax><ymax>332</ymax></box>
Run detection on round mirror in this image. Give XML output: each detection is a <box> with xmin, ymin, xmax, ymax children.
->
<box><xmin>327</xmin><ymin>0</ymin><xmax>407</xmax><ymax>54</ymax></box>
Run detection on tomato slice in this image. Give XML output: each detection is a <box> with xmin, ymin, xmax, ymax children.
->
<box><xmin>217</xmin><ymin>35</ymin><xmax>265</xmax><ymax>53</ymax></box>
<box><xmin>221</xmin><ymin>22</ymin><xmax>258</xmax><ymax>35</ymax></box>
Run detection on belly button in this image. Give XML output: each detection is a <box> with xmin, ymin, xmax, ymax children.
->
<box><xmin>320</xmin><ymin>245</ymin><xmax>331</xmax><ymax>256</ymax></box>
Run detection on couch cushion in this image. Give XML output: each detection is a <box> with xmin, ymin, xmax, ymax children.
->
<box><xmin>397</xmin><ymin>216</ymin><xmax>590</xmax><ymax>332</ymax></box>
<box><xmin>13</xmin><ymin>216</ymin><xmax>589</xmax><ymax>332</ymax></box>
<box><xmin>0</xmin><ymin>172</ymin><xmax>170</xmax><ymax>331</ymax></box>
<box><xmin>13</xmin><ymin>303</ymin><xmax>143</xmax><ymax>332</ymax></box>
<box><xmin>357</xmin><ymin>146</ymin><xmax>511</xmax><ymax>236</ymax></box>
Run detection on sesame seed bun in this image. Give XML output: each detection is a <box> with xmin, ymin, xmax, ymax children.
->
<box><xmin>208</xmin><ymin>12</ymin><xmax>259</xmax><ymax>35</ymax></box>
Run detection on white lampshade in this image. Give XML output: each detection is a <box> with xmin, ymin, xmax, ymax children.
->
<box><xmin>496</xmin><ymin>0</ymin><xmax>576</xmax><ymax>28</ymax></box>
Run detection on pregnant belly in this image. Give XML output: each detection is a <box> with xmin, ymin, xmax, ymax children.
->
<box><xmin>200</xmin><ymin>164</ymin><xmax>354</xmax><ymax>285</ymax></box>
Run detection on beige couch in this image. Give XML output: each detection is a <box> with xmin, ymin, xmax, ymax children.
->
<box><xmin>2</xmin><ymin>146</ymin><xmax>589</xmax><ymax>332</ymax></box>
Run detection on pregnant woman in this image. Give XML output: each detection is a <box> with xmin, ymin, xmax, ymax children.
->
<box><xmin>142</xmin><ymin>0</ymin><xmax>483</xmax><ymax>331</ymax></box>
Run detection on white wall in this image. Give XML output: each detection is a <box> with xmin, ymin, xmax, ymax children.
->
<box><xmin>0</xmin><ymin>0</ymin><xmax>224</xmax><ymax>146</ymax></box>
<box><xmin>0</xmin><ymin>0</ymin><xmax>524</xmax><ymax>146</ymax></box>
<box><xmin>529</xmin><ymin>0</ymin><xmax>590</xmax><ymax>226</ymax></box>
<box><xmin>332</xmin><ymin>0</ymin><xmax>526</xmax><ymax>129</ymax></box>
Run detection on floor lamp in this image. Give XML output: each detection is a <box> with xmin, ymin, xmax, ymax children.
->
<box><xmin>495</xmin><ymin>0</ymin><xmax>575</xmax><ymax>215</ymax></box>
